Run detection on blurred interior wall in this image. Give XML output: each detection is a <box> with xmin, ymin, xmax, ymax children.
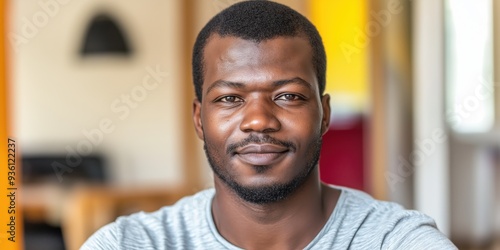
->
<box><xmin>369</xmin><ymin>0</ymin><xmax>414</xmax><ymax>207</ymax></box>
<box><xmin>493</xmin><ymin>0</ymin><xmax>500</xmax><ymax>240</ymax></box>
<box><xmin>450</xmin><ymin>140</ymin><xmax>495</xmax><ymax>245</ymax></box>
<box><xmin>10</xmin><ymin>0</ymin><xmax>186</xmax><ymax>186</ymax></box>
<box><xmin>367</xmin><ymin>0</ymin><xmax>416</xmax><ymax>206</ymax></box>
<box><xmin>413</xmin><ymin>0</ymin><xmax>450</xmax><ymax>235</ymax></box>
<box><xmin>447</xmin><ymin>1</ymin><xmax>500</xmax><ymax>246</ymax></box>
<box><xmin>495</xmin><ymin>2</ymin><xmax>500</xmax><ymax>242</ymax></box>
<box><xmin>496</xmin><ymin>151</ymin><xmax>500</xmax><ymax>240</ymax></box>
<box><xmin>310</xmin><ymin>0</ymin><xmax>368</xmax><ymax>111</ymax></box>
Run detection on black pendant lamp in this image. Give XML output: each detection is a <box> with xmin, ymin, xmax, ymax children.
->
<box><xmin>80</xmin><ymin>13</ymin><xmax>132</xmax><ymax>56</ymax></box>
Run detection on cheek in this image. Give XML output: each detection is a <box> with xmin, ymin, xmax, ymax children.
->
<box><xmin>202</xmin><ymin>109</ymin><xmax>239</xmax><ymax>145</ymax></box>
<box><xmin>215</xmin><ymin>118</ymin><xmax>237</xmax><ymax>136</ymax></box>
<box><xmin>281</xmin><ymin>109</ymin><xmax>322</xmax><ymax>136</ymax></box>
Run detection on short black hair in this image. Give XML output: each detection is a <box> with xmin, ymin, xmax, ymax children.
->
<box><xmin>192</xmin><ymin>0</ymin><xmax>326</xmax><ymax>101</ymax></box>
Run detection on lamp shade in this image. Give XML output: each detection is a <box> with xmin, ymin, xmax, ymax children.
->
<box><xmin>80</xmin><ymin>13</ymin><xmax>132</xmax><ymax>56</ymax></box>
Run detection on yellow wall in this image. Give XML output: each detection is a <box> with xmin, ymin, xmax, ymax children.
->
<box><xmin>310</xmin><ymin>0</ymin><xmax>368</xmax><ymax>111</ymax></box>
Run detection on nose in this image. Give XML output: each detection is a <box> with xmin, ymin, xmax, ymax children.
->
<box><xmin>239</xmin><ymin>98</ymin><xmax>281</xmax><ymax>133</ymax></box>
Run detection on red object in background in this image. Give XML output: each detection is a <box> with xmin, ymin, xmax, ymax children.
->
<box><xmin>319</xmin><ymin>116</ymin><xmax>365</xmax><ymax>191</ymax></box>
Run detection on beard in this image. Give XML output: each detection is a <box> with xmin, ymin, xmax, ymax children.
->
<box><xmin>204</xmin><ymin>133</ymin><xmax>322</xmax><ymax>204</ymax></box>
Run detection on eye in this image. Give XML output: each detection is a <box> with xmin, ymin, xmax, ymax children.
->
<box><xmin>276</xmin><ymin>93</ymin><xmax>303</xmax><ymax>101</ymax></box>
<box><xmin>217</xmin><ymin>96</ymin><xmax>243</xmax><ymax>103</ymax></box>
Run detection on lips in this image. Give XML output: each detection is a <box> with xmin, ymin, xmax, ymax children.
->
<box><xmin>235</xmin><ymin>144</ymin><xmax>289</xmax><ymax>165</ymax></box>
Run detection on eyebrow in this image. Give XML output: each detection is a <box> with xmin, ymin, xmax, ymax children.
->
<box><xmin>205</xmin><ymin>77</ymin><xmax>313</xmax><ymax>95</ymax></box>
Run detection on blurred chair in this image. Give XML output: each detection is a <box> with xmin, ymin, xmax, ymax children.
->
<box><xmin>22</xmin><ymin>155</ymin><xmax>106</xmax><ymax>185</ymax></box>
<box><xmin>22</xmin><ymin>155</ymin><xmax>107</xmax><ymax>250</ymax></box>
<box><xmin>61</xmin><ymin>185</ymin><xmax>191</xmax><ymax>250</ymax></box>
<box><xmin>320</xmin><ymin>115</ymin><xmax>366</xmax><ymax>191</ymax></box>
<box><xmin>22</xmin><ymin>155</ymin><xmax>193</xmax><ymax>250</ymax></box>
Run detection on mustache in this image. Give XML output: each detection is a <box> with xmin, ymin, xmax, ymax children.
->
<box><xmin>226</xmin><ymin>134</ymin><xmax>297</xmax><ymax>155</ymax></box>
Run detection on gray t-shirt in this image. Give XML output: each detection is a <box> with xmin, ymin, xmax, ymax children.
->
<box><xmin>81</xmin><ymin>187</ymin><xmax>456</xmax><ymax>249</ymax></box>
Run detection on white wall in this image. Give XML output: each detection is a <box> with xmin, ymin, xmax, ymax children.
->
<box><xmin>10</xmin><ymin>0</ymin><xmax>185</xmax><ymax>186</ymax></box>
<box><xmin>412</xmin><ymin>0</ymin><xmax>450</xmax><ymax>235</ymax></box>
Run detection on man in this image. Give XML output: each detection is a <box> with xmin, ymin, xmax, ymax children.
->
<box><xmin>82</xmin><ymin>1</ymin><xmax>456</xmax><ymax>249</ymax></box>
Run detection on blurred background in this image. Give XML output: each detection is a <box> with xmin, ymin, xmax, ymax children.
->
<box><xmin>1</xmin><ymin>0</ymin><xmax>499</xmax><ymax>249</ymax></box>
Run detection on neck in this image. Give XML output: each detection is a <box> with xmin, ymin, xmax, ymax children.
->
<box><xmin>211</xmin><ymin>170</ymin><xmax>340</xmax><ymax>250</ymax></box>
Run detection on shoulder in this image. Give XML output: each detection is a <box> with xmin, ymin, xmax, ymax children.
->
<box><xmin>80</xmin><ymin>189</ymin><xmax>215</xmax><ymax>250</ymax></box>
<box><xmin>329</xmin><ymin>186</ymin><xmax>456</xmax><ymax>249</ymax></box>
<box><xmin>339</xmin><ymin>186</ymin><xmax>415</xmax><ymax>220</ymax></box>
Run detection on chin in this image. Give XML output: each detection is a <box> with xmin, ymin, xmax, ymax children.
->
<box><xmin>220</xmin><ymin>167</ymin><xmax>313</xmax><ymax>204</ymax></box>
<box><xmin>237</xmin><ymin>171</ymin><xmax>294</xmax><ymax>185</ymax></box>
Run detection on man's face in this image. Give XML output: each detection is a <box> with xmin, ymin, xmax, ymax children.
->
<box><xmin>193</xmin><ymin>35</ymin><xmax>330</xmax><ymax>204</ymax></box>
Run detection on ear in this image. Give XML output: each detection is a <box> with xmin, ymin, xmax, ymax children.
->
<box><xmin>320</xmin><ymin>94</ymin><xmax>331</xmax><ymax>135</ymax></box>
<box><xmin>193</xmin><ymin>99</ymin><xmax>204</xmax><ymax>140</ymax></box>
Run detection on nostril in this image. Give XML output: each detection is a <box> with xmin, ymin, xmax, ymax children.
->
<box><xmin>239</xmin><ymin>114</ymin><xmax>281</xmax><ymax>133</ymax></box>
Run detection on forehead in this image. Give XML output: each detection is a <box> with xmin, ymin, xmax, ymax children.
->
<box><xmin>202</xmin><ymin>35</ymin><xmax>316</xmax><ymax>90</ymax></box>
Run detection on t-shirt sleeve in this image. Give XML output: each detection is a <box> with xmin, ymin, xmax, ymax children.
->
<box><xmin>80</xmin><ymin>223</ymin><xmax>120</xmax><ymax>250</ymax></box>
<box><xmin>382</xmin><ymin>212</ymin><xmax>457</xmax><ymax>250</ymax></box>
